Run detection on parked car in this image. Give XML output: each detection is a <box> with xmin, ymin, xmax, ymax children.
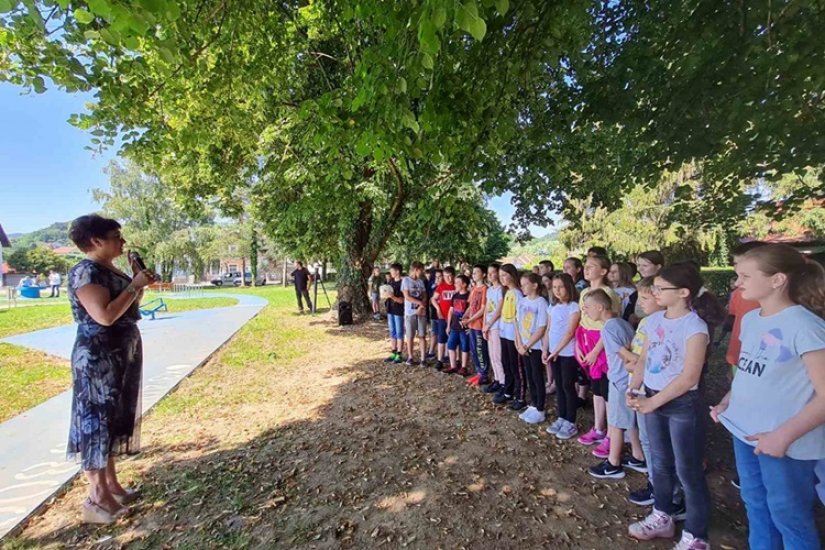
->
<box><xmin>233</xmin><ymin>272</ymin><xmax>266</xmax><ymax>286</ymax></box>
<box><xmin>210</xmin><ymin>272</ymin><xmax>239</xmax><ymax>286</ymax></box>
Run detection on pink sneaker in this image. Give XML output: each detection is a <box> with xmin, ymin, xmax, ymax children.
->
<box><xmin>628</xmin><ymin>509</ymin><xmax>675</xmax><ymax>540</ymax></box>
<box><xmin>577</xmin><ymin>427</ymin><xmax>606</xmax><ymax>446</ymax></box>
<box><xmin>592</xmin><ymin>436</ymin><xmax>611</xmax><ymax>458</ymax></box>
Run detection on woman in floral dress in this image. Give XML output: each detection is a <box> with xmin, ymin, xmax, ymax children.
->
<box><xmin>67</xmin><ymin>214</ymin><xmax>155</xmax><ymax>524</ymax></box>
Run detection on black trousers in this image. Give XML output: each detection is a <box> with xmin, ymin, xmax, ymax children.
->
<box><xmin>296</xmin><ymin>287</ymin><xmax>312</xmax><ymax>311</ymax></box>
<box><xmin>525</xmin><ymin>349</ymin><xmax>546</xmax><ymax>411</ymax></box>
<box><xmin>551</xmin><ymin>355</ymin><xmax>579</xmax><ymax>422</ymax></box>
<box><xmin>501</xmin><ymin>337</ymin><xmax>525</xmax><ymax>401</ymax></box>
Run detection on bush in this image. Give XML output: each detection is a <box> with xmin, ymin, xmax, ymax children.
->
<box><xmin>701</xmin><ymin>267</ymin><xmax>735</xmax><ymax>300</ymax></box>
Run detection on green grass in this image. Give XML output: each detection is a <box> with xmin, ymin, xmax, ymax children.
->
<box><xmin>0</xmin><ymin>343</ymin><xmax>71</xmax><ymax>423</ymax></box>
<box><xmin>0</xmin><ymin>293</ymin><xmax>241</xmax><ymax>422</ymax></box>
<box><xmin>0</xmin><ymin>294</ymin><xmax>239</xmax><ymax>339</ymax></box>
<box><xmin>152</xmin><ymin>285</ymin><xmax>337</xmax><ymax>418</ymax></box>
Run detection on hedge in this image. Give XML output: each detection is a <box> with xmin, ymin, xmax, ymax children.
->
<box><xmin>700</xmin><ymin>267</ymin><xmax>735</xmax><ymax>299</ymax></box>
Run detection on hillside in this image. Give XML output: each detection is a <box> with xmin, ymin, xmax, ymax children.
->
<box><xmin>8</xmin><ymin>222</ymin><xmax>72</xmax><ymax>248</ymax></box>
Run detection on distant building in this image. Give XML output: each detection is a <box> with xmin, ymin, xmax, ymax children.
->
<box><xmin>746</xmin><ymin>199</ymin><xmax>825</xmax><ymax>263</ymax></box>
<box><xmin>0</xmin><ymin>223</ymin><xmax>10</xmax><ymax>287</ymax></box>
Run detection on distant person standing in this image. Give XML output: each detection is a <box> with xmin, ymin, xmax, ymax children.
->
<box><xmin>291</xmin><ymin>261</ymin><xmax>313</xmax><ymax>314</ymax></box>
<box><xmin>49</xmin><ymin>270</ymin><xmax>62</xmax><ymax>297</ymax></box>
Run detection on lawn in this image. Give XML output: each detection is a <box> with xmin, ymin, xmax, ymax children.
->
<box><xmin>0</xmin><ymin>293</ymin><xmax>241</xmax><ymax>424</ymax></box>
<box><xmin>8</xmin><ymin>285</ymin><xmax>808</xmax><ymax>549</ymax></box>
<box><xmin>0</xmin><ymin>344</ymin><xmax>71</xmax><ymax>423</ymax></box>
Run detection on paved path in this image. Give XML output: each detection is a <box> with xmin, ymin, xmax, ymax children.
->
<box><xmin>0</xmin><ymin>293</ymin><xmax>267</xmax><ymax>539</ymax></box>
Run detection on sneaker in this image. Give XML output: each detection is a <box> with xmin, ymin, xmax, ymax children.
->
<box><xmin>555</xmin><ymin>420</ymin><xmax>579</xmax><ymax>440</ymax></box>
<box><xmin>577</xmin><ymin>428</ymin><xmax>606</xmax><ymax>446</ymax></box>
<box><xmin>519</xmin><ymin>406</ymin><xmax>537</xmax><ymax>420</ymax></box>
<box><xmin>392</xmin><ymin>354</ymin><xmax>402</xmax><ymax>364</ymax></box>
<box><xmin>671</xmin><ymin>503</ymin><xmax>687</xmax><ymax>522</ymax></box>
<box><xmin>592</xmin><ymin>436</ymin><xmax>611</xmax><ymax>458</ymax></box>
<box><xmin>384</xmin><ymin>353</ymin><xmax>398</xmax><ymax>363</ymax></box>
<box><xmin>444</xmin><ymin>365</ymin><xmax>459</xmax><ymax>374</ymax></box>
<box><xmin>521</xmin><ymin>408</ymin><xmax>546</xmax><ymax>424</ymax></box>
<box><xmin>426</xmin><ymin>352</ymin><xmax>436</xmax><ymax>361</ymax></box>
<box><xmin>492</xmin><ymin>392</ymin><xmax>513</xmax><ymax>405</ymax></box>
<box><xmin>628</xmin><ymin>509</ymin><xmax>675</xmax><ymax>541</ymax></box>
<box><xmin>509</xmin><ymin>399</ymin><xmax>527</xmax><ymax>411</ymax></box>
<box><xmin>673</xmin><ymin>531</ymin><xmax>709</xmax><ymax>550</ymax></box>
<box><xmin>731</xmin><ymin>477</ymin><xmax>740</xmax><ymax>490</ymax></box>
<box><xmin>456</xmin><ymin>367</ymin><xmax>470</xmax><ymax>377</ymax></box>
<box><xmin>405</xmin><ymin>357</ymin><xmax>415</xmax><ymax>366</ymax></box>
<box><xmin>588</xmin><ymin>459</ymin><xmax>626</xmax><ymax>479</ymax></box>
<box><xmin>545</xmin><ymin>418</ymin><xmax>564</xmax><ymax>435</ymax></box>
<box><xmin>482</xmin><ymin>381</ymin><xmax>501</xmax><ymax>394</ymax></box>
<box><xmin>628</xmin><ymin>483</ymin><xmax>655</xmax><ymax>506</ymax></box>
<box><xmin>467</xmin><ymin>374</ymin><xmax>480</xmax><ymax>385</ymax></box>
<box><xmin>622</xmin><ymin>456</ymin><xmax>648</xmax><ymax>474</ymax></box>
<box><xmin>419</xmin><ymin>360</ymin><xmax>428</xmax><ymax>368</ymax></box>
<box><xmin>435</xmin><ymin>361</ymin><xmax>445</xmax><ymax>371</ymax></box>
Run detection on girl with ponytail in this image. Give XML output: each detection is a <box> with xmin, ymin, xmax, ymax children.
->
<box><xmin>711</xmin><ymin>244</ymin><xmax>825</xmax><ymax>550</ymax></box>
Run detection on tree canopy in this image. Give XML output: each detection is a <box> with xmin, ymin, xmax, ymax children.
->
<box><xmin>2</xmin><ymin>0</ymin><xmax>823</xmax><ymax>311</ymax></box>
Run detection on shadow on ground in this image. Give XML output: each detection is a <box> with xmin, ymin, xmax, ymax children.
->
<box><xmin>9</xmin><ymin>316</ymin><xmax>824</xmax><ymax>550</ymax></box>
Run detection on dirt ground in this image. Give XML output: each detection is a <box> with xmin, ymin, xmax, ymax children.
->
<box><xmin>5</xmin><ymin>307</ymin><xmax>823</xmax><ymax>549</ymax></box>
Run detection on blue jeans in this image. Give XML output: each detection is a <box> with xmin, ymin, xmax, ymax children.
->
<box><xmin>432</xmin><ymin>319</ymin><xmax>448</xmax><ymax>344</ymax></box>
<box><xmin>387</xmin><ymin>314</ymin><xmax>404</xmax><ymax>341</ymax></box>
<box><xmin>447</xmin><ymin>329</ymin><xmax>470</xmax><ymax>352</ymax></box>
<box><xmin>645</xmin><ymin>389</ymin><xmax>710</xmax><ymax>539</ymax></box>
<box><xmin>734</xmin><ymin>437</ymin><xmax>820</xmax><ymax>550</ymax></box>
<box><xmin>469</xmin><ymin>329</ymin><xmax>489</xmax><ymax>378</ymax></box>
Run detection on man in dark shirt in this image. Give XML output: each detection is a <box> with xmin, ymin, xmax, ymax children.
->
<box><xmin>291</xmin><ymin>261</ymin><xmax>313</xmax><ymax>313</ymax></box>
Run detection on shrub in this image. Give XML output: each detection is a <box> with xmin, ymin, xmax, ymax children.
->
<box><xmin>701</xmin><ymin>267</ymin><xmax>735</xmax><ymax>301</ymax></box>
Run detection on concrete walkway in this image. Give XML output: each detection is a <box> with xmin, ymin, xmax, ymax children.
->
<box><xmin>0</xmin><ymin>293</ymin><xmax>267</xmax><ymax>539</ymax></box>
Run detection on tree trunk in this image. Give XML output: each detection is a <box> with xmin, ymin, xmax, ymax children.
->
<box><xmin>250</xmin><ymin>229</ymin><xmax>259</xmax><ymax>286</ymax></box>
<box><xmin>336</xmin><ymin>252</ymin><xmax>372</xmax><ymax>318</ymax></box>
<box><xmin>282</xmin><ymin>257</ymin><xmax>288</xmax><ymax>287</ymax></box>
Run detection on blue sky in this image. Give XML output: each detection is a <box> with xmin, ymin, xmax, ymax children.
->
<box><xmin>0</xmin><ymin>82</ymin><xmax>551</xmax><ymax>236</ymax></box>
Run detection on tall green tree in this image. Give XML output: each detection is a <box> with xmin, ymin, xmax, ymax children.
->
<box><xmin>92</xmin><ymin>160</ymin><xmax>213</xmax><ymax>279</ymax></box>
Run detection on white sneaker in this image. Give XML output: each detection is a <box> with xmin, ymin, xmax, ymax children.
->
<box><xmin>546</xmin><ymin>418</ymin><xmax>564</xmax><ymax>435</ymax></box>
<box><xmin>673</xmin><ymin>531</ymin><xmax>710</xmax><ymax>550</ymax></box>
<box><xmin>523</xmin><ymin>408</ymin><xmax>546</xmax><ymax>424</ymax></box>
<box><xmin>519</xmin><ymin>406</ymin><xmax>536</xmax><ymax>420</ymax></box>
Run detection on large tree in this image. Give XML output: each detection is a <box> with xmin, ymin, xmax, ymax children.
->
<box><xmin>1</xmin><ymin>0</ymin><xmax>590</xmax><ymax>313</ymax></box>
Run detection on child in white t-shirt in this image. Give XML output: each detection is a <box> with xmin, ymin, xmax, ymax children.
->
<box><xmin>626</xmin><ymin>264</ymin><xmax>723</xmax><ymax>549</ymax></box>
<box><xmin>711</xmin><ymin>244</ymin><xmax>825</xmax><ymax>550</ymax></box>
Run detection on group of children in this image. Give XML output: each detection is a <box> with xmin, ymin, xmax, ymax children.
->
<box><xmin>367</xmin><ymin>243</ymin><xmax>825</xmax><ymax>550</ymax></box>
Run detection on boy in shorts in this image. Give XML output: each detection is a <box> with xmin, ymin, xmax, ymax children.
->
<box><xmin>584</xmin><ymin>289</ymin><xmax>647</xmax><ymax>479</ymax></box>
<box><xmin>401</xmin><ymin>261</ymin><xmax>429</xmax><ymax>367</ymax></box>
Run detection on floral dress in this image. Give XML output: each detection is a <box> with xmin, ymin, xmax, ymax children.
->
<box><xmin>67</xmin><ymin>259</ymin><xmax>142</xmax><ymax>470</ymax></box>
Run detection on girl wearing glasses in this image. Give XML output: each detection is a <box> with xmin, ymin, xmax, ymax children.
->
<box><xmin>626</xmin><ymin>263</ymin><xmax>724</xmax><ymax>550</ymax></box>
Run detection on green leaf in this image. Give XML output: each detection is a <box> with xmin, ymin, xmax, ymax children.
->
<box><xmin>56</xmin><ymin>0</ymin><xmax>69</xmax><ymax>8</ymax></box>
<box><xmin>432</xmin><ymin>7</ymin><xmax>447</xmax><ymax>29</ymax></box>
<box><xmin>418</xmin><ymin>19</ymin><xmax>440</xmax><ymax>55</ymax></box>
<box><xmin>468</xmin><ymin>16</ymin><xmax>486</xmax><ymax>41</ymax></box>
<box><xmin>421</xmin><ymin>52</ymin><xmax>434</xmax><ymax>70</ymax></box>
<box><xmin>397</xmin><ymin>77</ymin><xmax>407</xmax><ymax>94</ymax></box>
<box><xmin>159</xmin><ymin>47</ymin><xmax>175</xmax><ymax>63</ymax></box>
<box><xmin>86</xmin><ymin>0</ymin><xmax>111</xmax><ymax>19</ymax></box>
<box><xmin>495</xmin><ymin>0</ymin><xmax>509</xmax><ymax>15</ymax></box>
<box><xmin>401</xmin><ymin>111</ymin><xmax>420</xmax><ymax>134</ymax></box>
<box><xmin>0</xmin><ymin>0</ymin><xmax>14</xmax><ymax>14</ymax></box>
<box><xmin>99</xmin><ymin>28</ymin><xmax>118</xmax><ymax>45</ymax></box>
<box><xmin>31</xmin><ymin>76</ymin><xmax>46</xmax><ymax>93</ymax></box>
<box><xmin>74</xmin><ymin>8</ymin><xmax>95</xmax><ymax>24</ymax></box>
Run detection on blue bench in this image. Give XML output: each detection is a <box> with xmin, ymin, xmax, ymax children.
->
<box><xmin>139</xmin><ymin>298</ymin><xmax>168</xmax><ymax>320</ymax></box>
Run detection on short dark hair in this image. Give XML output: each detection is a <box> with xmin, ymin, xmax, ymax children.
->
<box><xmin>587</xmin><ymin>246</ymin><xmax>608</xmax><ymax>257</ymax></box>
<box><xmin>390</xmin><ymin>262</ymin><xmax>403</xmax><ymax>272</ymax></box>
<box><xmin>539</xmin><ymin>260</ymin><xmax>554</xmax><ymax>270</ymax></box>
<box><xmin>69</xmin><ymin>214</ymin><xmax>121</xmax><ymax>252</ymax></box>
<box><xmin>637</xmin><ymin>250</ymin><xmax>665</xmax><ymax>267</ymax></box>
<box><xmin>473</xmin><ymin>264</ymin><xmax>487</xmax><ymax>273</ymax></box>
<box><xmin>411</xmin><ymin>261</ymin><xmax>424</xmax><ymax>270</ymax></box>
<box><xmin>443</xmin><ymin>266</ymin><xmax>456</xmax><ymax>275</ymax></box>
<box><xmin>732</xmin><ymin>240</ymin><xmax>767</xmax><ymax>257</ymax></box>
<box><xmin>455</xmin><ymin>274</ymin><xmax>470</xmax><ymax>287</ymax></box>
